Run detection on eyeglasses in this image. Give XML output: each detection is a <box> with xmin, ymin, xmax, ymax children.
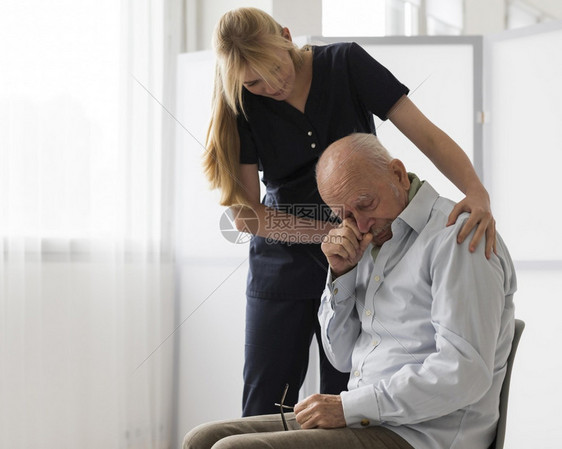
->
<box><xmin>274</xmin><ymin>383</ymin><xmax>294</xmax><ymax>431</ymax></box>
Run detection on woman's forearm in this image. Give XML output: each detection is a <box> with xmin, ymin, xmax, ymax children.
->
<box><xmin>230</xmin><ymin>203</ymin><xmax>336</xmax><ymax>244</ymax></box>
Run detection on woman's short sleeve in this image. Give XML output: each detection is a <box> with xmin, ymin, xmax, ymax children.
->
<box><xmin>237</xmin><ymin>114</ymin><xmax>258</xmax><ymax>164</ymax></box>
<box><xmin>348</xmin><ymin>42</ymin><xmax>409</xmax><ymax>120</ymax></box>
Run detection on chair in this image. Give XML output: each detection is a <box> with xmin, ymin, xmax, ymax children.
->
<box><xmin>489</xmin><ymin>319</ymin><xmax>525</xmax><ymax>449</ymax></box>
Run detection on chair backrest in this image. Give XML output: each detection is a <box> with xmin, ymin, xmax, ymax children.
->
<box><xmin>488</xmin><ymin>318</ymin><xmax>525</xmax><ymax>449</ymax></box>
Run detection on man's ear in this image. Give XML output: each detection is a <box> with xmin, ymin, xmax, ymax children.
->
<box><xmin>281</xmin><ymin>27</ymin><xmax>292</xmax><ymax>42</ymax></box>
<box><xmin>389</xmin><ymin>159</ymin><xmax>410</xmax><ymax>190</ymax></box>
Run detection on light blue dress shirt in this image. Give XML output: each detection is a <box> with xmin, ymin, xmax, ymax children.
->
<box><xmin>319</xmin><ymin>181</ymin><xmax>517</xmax><ymax>449</ymax></box>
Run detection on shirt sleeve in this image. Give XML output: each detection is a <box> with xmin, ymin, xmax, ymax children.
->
<box><xmin>318</xmin><ymin>267</ymin><xmax>362</xmax><ymax>373</ymax></box>
<box><xmin>237</xmin><ymin>113</ymin><xmax>258</xmax><ymax>165</ymax></box>
<box><xmin>342</xmin><ymin>220</ymin><xmax>511</xmax><ymax>427</ymax></box>
<box><xmin>347</xmin><ymin>42</ymin><xmax>410</xmax><ymax>121</ymax></box>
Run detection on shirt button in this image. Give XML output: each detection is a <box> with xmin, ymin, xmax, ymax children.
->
<box><xmin>372</xmin><ymin>339</ymin><xmax>378</xmax><ymax>346</ymax></box>
<box><xmin>311</xmin><ymin>143</ymin><xmax>316</xmax><ymax>149</ymax></box>
<box><xmin>333</xmin><ymin>288</ymin><xmax>339</xmax><ymax>295</ymax></box>
<box><xmin>360</xmin><ymin>419</ymin><xmax>370</xmax><ymax>427</ymax></box>
<box><xmin>307</xmin><ymin>131</ymin><xmax>313</xmax><ymax>136</ymax></box>
<box><xmin>365</xmin><ymin>310</ymin><xmax>372</xmax><ymax>316</ymax></box>
<box><xmin>354</xmin><ymin>370</ymin><xmax>360</xmax><ymax>377</ymax></box>
<box><xmin>374</xmin><ymin>275</ymin><xmax>380</xmax><ymax>282</ymax></box>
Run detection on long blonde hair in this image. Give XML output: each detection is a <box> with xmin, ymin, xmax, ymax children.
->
<box><xmin>203</xmin><ymin>7</ymin><xmax>305</xmax><ymax>206</ymax></box>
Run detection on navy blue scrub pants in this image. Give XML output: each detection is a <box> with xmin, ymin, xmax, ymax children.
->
<box><xmin>242</xmin><ymin>295</ymin><xmax>350</xmax><ymax>417</ymax></box>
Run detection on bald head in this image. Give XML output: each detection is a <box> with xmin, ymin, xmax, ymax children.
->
<box><xmin>317</xmin><ymin>133</ymin><xmax>395</xmax><ymax>199</ymax></box>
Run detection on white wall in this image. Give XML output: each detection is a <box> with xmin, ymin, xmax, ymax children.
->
<box><xmin>526</xmin><ymin>0</ymin><xmax>562</xmax><ymax>17</ymax></box>
<box><xmin>173</xmin><ymin>48</ymin><xmax>248</xmax><ymax>447</ymax></box>
<box><xmin>484</xmin><ymin>23</ymin><xmax>562</xmax><ymax>447</ymax></box>
<box><xmin>464</xmin><ymin>0</ymin><xmax>506</xmax><ymax>34</ymax></box>
<box><xmin>272</xmin><ymin>0</ymin><xmax>322</xmax><ymax>36</ymax></box>
<box><xmin>191</xmin><ymin>0</ymin><xmax>272</xmax><ymax>50</ymax></box>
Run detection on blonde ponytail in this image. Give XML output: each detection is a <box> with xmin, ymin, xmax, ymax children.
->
<box><xmin>203</xmin><ymin>71</ymin><xmax>247</xmax><ymax>206</ymax></box>
<box><xmin>202</xmin><ymin>7</ymin><xmax>306</xmax><ymax>206</ymax></box>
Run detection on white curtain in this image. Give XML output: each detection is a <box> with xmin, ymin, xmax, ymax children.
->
<box><xmin>0</xmin><ymin>1</ymin><xmax>180</xmax><ymax>448</ymax></box>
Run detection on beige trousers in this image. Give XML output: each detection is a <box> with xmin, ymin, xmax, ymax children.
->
<box><xmin>183</xmin><ymin>413</ymin><xmax>414</xmax><ymax>449</ymax></box>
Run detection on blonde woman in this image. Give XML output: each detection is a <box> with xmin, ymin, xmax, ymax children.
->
<box><xmin>204</xmin><ymin>7</ymin><xmax>495</xmax><ymax>417</ymax></box>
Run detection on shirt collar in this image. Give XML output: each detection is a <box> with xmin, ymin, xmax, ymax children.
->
<box><xmin>397</xmin><ymin>175</ymin><xmax>439</xmax><ymax>235</ymax></box>
<box><xmin>371</xmin><ymin>173</ymin><xmax>437</xmax><ymax>262</ymax></box>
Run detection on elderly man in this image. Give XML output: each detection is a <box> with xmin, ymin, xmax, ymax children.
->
<box><xmin>183</xmin><ymin>133</ymin><xmax>516</xmax><ymax>449</ymax></box>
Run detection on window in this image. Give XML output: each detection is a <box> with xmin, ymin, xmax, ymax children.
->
<box><xmin>387</xmin><ymin>0</ymin><xmax>420</xmax><ymax>36</ymax></box>
<box><xmin>322</xmin><ymin>0</ymin><xmax>386</xmax><ymax>36</ymax></box>
<box><xmin>0</xmin><ymin>0</ymin><xmax>168</xmax><ymax>245</ymax></box>
<box><xmin>0</xmin><ymin>1</ymin><xmax>125</xmax><ymax>240</ymax></box>
<box><xmin>426</xmin><ymin>0</ymin><xmax>463</xmax><ymax>35</ymax></box>
<box><xmin>322</xmin><ymin>0</ymin><xmax>463</xmax><ymax>36</ymax></box>
<box><xmin>507</xmin><ymin>0</ymin><xmax>554</xmax><ymax>30</ymax></box>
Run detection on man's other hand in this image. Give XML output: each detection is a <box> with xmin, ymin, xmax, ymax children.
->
<box><xmin>294</xmin><ymin>394</ymin><xmax>346</xmax><ymax>429</ymax></box>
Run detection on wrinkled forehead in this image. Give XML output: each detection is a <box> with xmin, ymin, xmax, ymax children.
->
<box><xmin>320</xmin><ymin>167</ymin><xmax>368</xmax><ymax>205</ymax></box>
<box><xmin>319</xmin><ymin>160</ymin><xmax>390</xmax><ymax>207</ymax></box>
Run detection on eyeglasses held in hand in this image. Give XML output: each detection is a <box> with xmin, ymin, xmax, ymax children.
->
<box><xmin>274</xmin><ymin>383</ymin><xmax>294</xmax><ymax>431</ymax></box>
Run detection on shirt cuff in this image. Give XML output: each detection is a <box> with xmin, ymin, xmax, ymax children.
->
<box><xmin>341</xmin><ymin>384</ymin><xmax>381</xmax><ymax>428</ymax></box>
<box><xmin>327</xmin><ymin>266</ymin><xmax>358</xmax><ymax>305</ymax></box>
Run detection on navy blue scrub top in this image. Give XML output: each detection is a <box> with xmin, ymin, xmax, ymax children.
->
<box><xmin>238</xmin><ymin>42</ymin><xmax>409</xmax><ymax>300</ymax></box>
